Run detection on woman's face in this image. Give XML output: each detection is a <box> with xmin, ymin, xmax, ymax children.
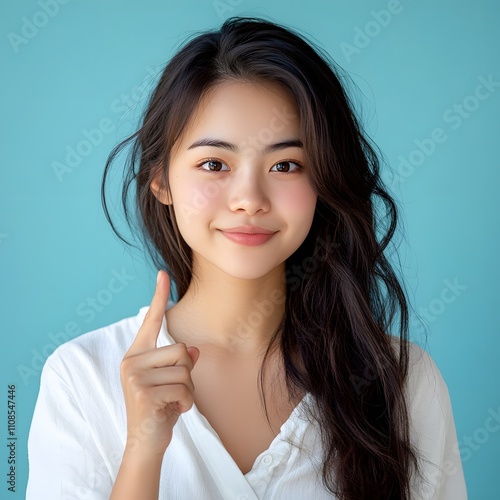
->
<box><xmin>160</xmin><ymin>80</ymin><xmax>318</xmax><ymax>280</ymax></box>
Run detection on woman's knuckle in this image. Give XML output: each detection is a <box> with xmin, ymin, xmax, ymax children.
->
<box><xmin>176</xmin><ymin>342</ymin><xmax>187</xmax><ymax>352</ymax></box>
<box><xmin>135</xmin><ymin>387</ymin><xmax>150</xmax><ymax>405</ymax></box>
<box><xmin>126</xmin><ymin>370</ymin><xmax>142</xmax><ymax>386</ymax></box>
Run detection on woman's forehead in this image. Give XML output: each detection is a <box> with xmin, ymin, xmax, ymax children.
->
<box><xmin>178</xmin><ymin>81</ymin><xmax>301</xmax><ymax>146</ymax></box>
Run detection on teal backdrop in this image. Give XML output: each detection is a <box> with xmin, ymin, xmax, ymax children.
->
<box><xmin>1</xmin><ymin>0</ymin><xmax>499</xmax><ymax>498</ymax></box>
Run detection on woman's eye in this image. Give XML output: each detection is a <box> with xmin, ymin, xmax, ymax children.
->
<box><xmin>198</xmin><ymin>160</ymin><xmax>229</xmax><ymax>172</ymax></box>
<box><xmin>271</xmin><ymin>161</ymin><xmax>303</xmax><ymax>173</ymax></box>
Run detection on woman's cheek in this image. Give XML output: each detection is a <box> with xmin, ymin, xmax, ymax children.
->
<box><xmin>170</xmin><ymin>179</ymin><xmax>201</xmax><ymax>226</ymax></box>
<box><xmin>280</xmin><ymin>183</ymin><xmax>317</xmax><ymax>214</ymax></box>
<box><xmin>173</xmin><ymin>178</ymin><xmax>224</xmax><ymax>225</ymax></box>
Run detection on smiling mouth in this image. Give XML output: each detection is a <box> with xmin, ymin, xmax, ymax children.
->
<box><xmin>220</xmin><ymin>225</ymin><xmax>276</xmax><ymax>235</ymax></box>
<box><xmin>218</xmin><ymin>229</ymin><xmax>277</xmax><ymax>246</ymax></box>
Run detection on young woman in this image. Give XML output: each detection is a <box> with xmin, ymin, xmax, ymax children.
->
<box><xmin>27</xmin><ymin>17</ymin><xmax>467</xmax><ymax>500</ymax></box>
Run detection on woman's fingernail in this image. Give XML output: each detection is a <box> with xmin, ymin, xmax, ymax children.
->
<box><xmin>157</xmin><ymin>270</ymin><xmax>162</xmax><ymax>284</ymax></box>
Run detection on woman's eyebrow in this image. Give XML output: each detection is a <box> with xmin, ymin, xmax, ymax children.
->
<box><xmin>187</xmin><ymin>138</ymin><xmax>303</xmax><ymax>154</ymax></box>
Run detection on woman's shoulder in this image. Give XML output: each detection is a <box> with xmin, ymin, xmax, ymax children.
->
<box><xmin>388</xmin><ymin>341</ymin><xmax>467</xmax><ymax>497</ymax></box>
<box><xmin>41</xmin><ymin>305</ymin><xmax>154</xmax><ymax>383</ymax></box>
<box><xmin>390</xmin><ymin>336</ymin><xmax>452</xmax><ymax>420</ymax></box>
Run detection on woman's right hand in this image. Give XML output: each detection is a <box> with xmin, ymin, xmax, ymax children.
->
<box><xmin>119</xmin><ymin>270</ymin><xmax>200</xmax><ymax>459</ymax></box>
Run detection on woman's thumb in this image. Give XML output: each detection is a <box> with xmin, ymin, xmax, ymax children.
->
<box><xmin>187</xmin><ymin>346</ymin><xmax>200</xmax><ymax>367</ymax></box>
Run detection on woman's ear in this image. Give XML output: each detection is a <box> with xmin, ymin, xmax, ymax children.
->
<box><xmin>150</xmin><ymin>175</ymin><xmax>173</xmax><ymax>205</ymax></box>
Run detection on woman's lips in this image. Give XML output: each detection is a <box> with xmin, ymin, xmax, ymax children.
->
<box><xmin>219</xmin><ymin>230</ymin><xmax>277</xmax><ymax>246</ymax></box>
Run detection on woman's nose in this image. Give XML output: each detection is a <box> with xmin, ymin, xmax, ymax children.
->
<box><xmin>227</xmin><ymin>169</ymin><xmax>271</xmax><ymax>215</ymax></box>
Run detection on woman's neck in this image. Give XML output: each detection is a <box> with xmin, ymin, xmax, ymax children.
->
<box><xmin>165</xmin><ymin>263</ymin><xmax>286</xmax><ymax>356</ymax></box>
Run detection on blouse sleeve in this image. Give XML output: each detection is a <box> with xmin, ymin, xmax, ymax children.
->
<box><xmin>27</xmin><ymin>358</ymin><xmax>113</xmax><ymax>500</ymax></box>
<box><xmin>408</xmin><ymin>344</ymin><xmax>468</xmax><ymax>500</ymax></box>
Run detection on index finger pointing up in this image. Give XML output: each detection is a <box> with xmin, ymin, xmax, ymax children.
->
<box><xmin>128</xmin><ymin>270</ymin><xmax>170</xmax><ymax>354</ymax></box>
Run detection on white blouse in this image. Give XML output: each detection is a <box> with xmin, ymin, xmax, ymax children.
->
<box><xmin>27</xmin><ymin>305</ymin><xmax>467</xmax><ymax>499</ymax></box>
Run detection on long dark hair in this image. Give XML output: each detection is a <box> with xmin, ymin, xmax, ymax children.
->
<box><xmin>102</xmin><ymin>16</ymin><xmax>421</xmax><ymax>499</ymax></box>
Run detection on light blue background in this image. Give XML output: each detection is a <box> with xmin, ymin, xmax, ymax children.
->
<box><xmin>1</xmin><ymin>0</ymin><xmax>499</xmax><ymax>498</ymax></box>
